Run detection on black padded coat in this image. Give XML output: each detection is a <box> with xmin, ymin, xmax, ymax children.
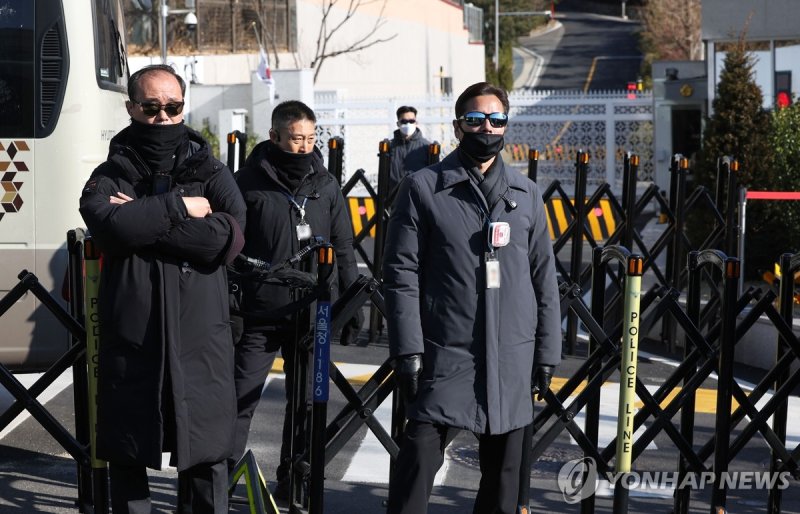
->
<box><xmin>235</xmin><ymin>141</ymin><xmax>359</xmax><ymax>328</ymax></box>
<box><xmin>79</xmin><ymin>126</ymin><xmax>245</xmax><ymax>470</ymax></box>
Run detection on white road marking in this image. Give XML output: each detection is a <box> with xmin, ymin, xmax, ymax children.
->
<box><xmin>340</xmin><ymin>390</ymin><xmax>448</xmax><ymax>486</ymax></box>
<box><xmin>567</xmin><ymin>382</ymin><xmax>657</xmax><ymax>450</ymax></box>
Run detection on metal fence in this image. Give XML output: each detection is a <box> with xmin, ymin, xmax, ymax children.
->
<box><xmin>124</xmin><ymin>0</ymin><xmax>293</xmax><ymax>55</ymax></box>
<box><xmin>314</xmin><ymin>89</ymin><xmax>654</xmax><ymax>195</ymax></box>
<box><xmin>463</xmin><ymin>2</ymin><xmax>484</xmax><ymax>43</ymax></box>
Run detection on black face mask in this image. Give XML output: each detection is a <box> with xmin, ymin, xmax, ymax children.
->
<box><xmin>128</xmin><ymin>120</ymin><xmax>188</xmax><ymax>173</ymax></box>
<box><xmin>458</xmin><ymin>132</ymin><xmax>505</xmax><ymax>163</ymax></box>
<box><xmin>268</xmin><ymin>143</ymin><xmax>315</xmax><ymax>190</ymax></box>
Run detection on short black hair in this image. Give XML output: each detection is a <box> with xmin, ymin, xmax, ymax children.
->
<box><xmin>271</xmin><ymin>100</ymin><xmax>317</xmax><ymax>131</ymax></box>
<box><xmin>454</xmin><ymin>82</ymin><xmax>509</xmax><ymax>118</ymax></box>
<box><xmin>128</xmin><ymin>64</ymin><xmax>186</xmax><ymax>101</ymax></box>
<box><xmin>396</xmin><ymin>105</ymin><xmax>417</xmax><ymax>119</ymax></box>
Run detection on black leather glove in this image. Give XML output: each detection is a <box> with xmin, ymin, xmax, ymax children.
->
<box><xmin>339</xmin><ymin>308</ymin><xmax>364</xmax><ymax>346</ymax></box>
<box><xmin>394</xmin><ymin>354</ymin><xmax>422</xmax><ymax>404</ymax></box>
<box><xmin>532</xmin><ymin>365</ymin><xmax>555</xmax><ymax>401</ymax></box>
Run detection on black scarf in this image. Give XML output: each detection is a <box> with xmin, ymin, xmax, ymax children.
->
<box><xmin>462</xmin><ymin>149</ymin><xmax>505</xmax><ymax>211</ymax></box>
<box><xmin>128</xmin><ymin>120</ymin><xmax>189</xmax><ymax>173</ymax></box>
<box><xmin>266</xmin><ymin>142</ymin><xmax>315</xmax><ymax>191</ymax></box>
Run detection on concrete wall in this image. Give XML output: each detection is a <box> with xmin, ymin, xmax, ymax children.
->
<box><xmin>132</xmin><ymin>1</ymin><xmax>484</xmax><ymax>99</ymax></box>
<box><xmin>702</xmin><ymin>0</ymin><xmax>800</xmax><ymax>109</ymax></box>
<box><xmin>129</xmin><ymin>0</ymin><xmax>485</xmax><ymax>145</ymax></box>
<box><xmin>702</xmin><ymin>0</ymin><xmax>800</xmax><ymax>41</ymax></box>
<box><xmin>250</xmin><ymin>69</ymin><xmax>316</xmax><ymax>144</ymax></box>
<box><xmin>295</xmin><ymin>0</ymin><xmax>485</xmax><ymax>97</ymax></box>
<box><xmin>187</xmin><ymin>83</ymin><xmax>252</xmax><ymax>131</ymax></box>
<box><xmin>712</xmin><ymin>45</ymin><xmax>800</xmax><ymax>108</ymax></box>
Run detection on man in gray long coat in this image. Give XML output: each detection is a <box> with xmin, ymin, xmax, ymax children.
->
<box><xmin>384</xmin><ymin>82</ymin><xmax>562</xmax><ymax>514</ymax></box>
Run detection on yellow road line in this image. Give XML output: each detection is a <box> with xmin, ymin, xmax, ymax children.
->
<box><xmin>549</xmin><ymin>56</ymin><xmax>598</xmax><ymax>149</ymax></box>
<box><xmin>583</xmin><ymin>56</ymin><xmax>598</xmax><ymax>93</ymax></box>
<box><xmin>271</xmin><ymin>360</ymin><xmax>729</xmax><ymax>415</ymax></box>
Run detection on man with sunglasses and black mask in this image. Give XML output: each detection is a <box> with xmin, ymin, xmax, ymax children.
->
<box><xmin>388</xmin><ymin>105</ymin><xmax>431</xmax><ymax>198</ymax></box>
<box><xmin>383</xmin><ymin>82</ymin><xmax>562</xmax><ymax>514</ymax></box>
<box><xmin>79</xmin><ymin>64</ymin><xmax>246</xmax><ymax>513</ymax></box>
<box><xmin>232</xmin><ymin>100</ymin><xmax>361</xmax><ymax>500</ymax></box>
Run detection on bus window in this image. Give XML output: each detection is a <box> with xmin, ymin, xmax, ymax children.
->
<box><xmin>0</xmin><ymin>2</ymin><xmax>35</xmax><ymax>138</ymax></box>
<box><xmin>93</xmin><ymin>0</ymin><xmax>128</xmax><ymax>92</ymax></box>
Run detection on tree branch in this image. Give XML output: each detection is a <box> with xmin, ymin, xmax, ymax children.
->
<box><xmin>309</xmin><ymin>0</ymin><xmax>397</xmax><ymax>83</ymax></box>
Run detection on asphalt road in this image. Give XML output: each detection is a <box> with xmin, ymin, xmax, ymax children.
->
<box><xmin>518</xmin><ymin>4</ymin><xmax>643</xmax><ymax>91</ymax></box>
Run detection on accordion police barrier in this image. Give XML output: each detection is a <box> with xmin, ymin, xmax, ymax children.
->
<box><xmin>2</xmin><ymin>148</ymin><xmax>800</xmax><ymax>512</ymax></box>
<box><xmin>0</xmin><ymin>229</ymin><xmax>107</xmax><ymax>512</ymax></box>
<box><xmin>229</xmin><ymin>237</ymin><xmax>385</xmax><ymax>513</ymax></box>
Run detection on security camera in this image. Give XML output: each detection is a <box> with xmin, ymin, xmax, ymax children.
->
<box><xmin>184</xmin><ymin>12</ymin><xmax>197</xmax><ymax>32</ymax></box>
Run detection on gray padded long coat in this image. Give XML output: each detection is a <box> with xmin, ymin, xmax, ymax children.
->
<box><xmin>382</xmin><ymin>150</ymin><xmax>562</xmax><ymax>435</ymax></box>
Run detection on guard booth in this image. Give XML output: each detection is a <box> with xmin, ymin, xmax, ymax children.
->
<box><xmin>651</xmin><ymin>60</ymin><xmax>707</xmax><ymax>193</ymax></box>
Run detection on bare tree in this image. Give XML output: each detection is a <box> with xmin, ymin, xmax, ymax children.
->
<box><xmin>308</xmin><ymin>0</ymin><xmax>397</xmax><ymax>83</ymax></box>
<box><xmin>640</xmin><ymin>0</ymin><xmax>703</xmax><ymax>61</ymax></box>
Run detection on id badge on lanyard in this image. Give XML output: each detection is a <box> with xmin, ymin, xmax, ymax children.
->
<box><xmin>473</xmin><ymin>185</ymin><xmax>510</xmax><ymax>290</ymax></box>
<box><xmin>485</xmin><ymin>252</ymin><xmax>500</xmax><ymax>289</ymax></box>
<box><xmin>296</xmin><ymin>219</ymin><xmax>312</xmax><ymax>241</ymax></box>
<box><xmin>287</xmin><ymin>193</ymin><xmax>312</xmax><ymax>241</ymax></box>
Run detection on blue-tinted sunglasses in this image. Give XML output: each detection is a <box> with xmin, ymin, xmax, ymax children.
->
<box><xmin>458</xmin><ymin>111</ymin><xmax>509</xmax><ymax>128</ymax></box>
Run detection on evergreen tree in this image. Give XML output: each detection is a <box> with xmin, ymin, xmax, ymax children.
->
<box><xmin>695</xmin><ymin>39</ymin><xmax>774</xmax><ymax>277</ymax></box>
<box><xmin>767</xmin><ymin>101</ymin><xmax>800</xmax><ymax>260</ymax></box>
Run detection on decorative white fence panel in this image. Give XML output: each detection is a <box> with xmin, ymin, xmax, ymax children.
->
<box><xmin>314</xmin><ymin>90</ymin><xmax>653</xmax><ymax>195</ymax></box>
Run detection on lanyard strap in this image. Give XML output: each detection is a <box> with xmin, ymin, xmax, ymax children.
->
<box><xmin>283</xmin><ymin>192</ymin><xmax>309</xmax><ymax>219</ymax></box>
<box><xmin>468</xmin><ymin>184</ymin><xmax>491</xmax><ymax>225</ymax></box>
<box><xmin>468</xmin><ymin>184</ymin><xmax>500</xmax><ymax>255</ymax></box>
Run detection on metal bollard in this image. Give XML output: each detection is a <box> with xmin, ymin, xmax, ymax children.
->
<box><xmin>711</xmin><ymin>255</ymin><xmax>739</xmax><ymax>513</ymax></box>
<box><xmin>723</xmin><ymin>158</ymin><xmax>739</xmax><ymax>258</ymax></box>
<box><xmin>427</xmin><ymin>141</ymin><xmax>441</xmax><ymax>165</ymax></box>
<box><xmin>369</xmin><ymin>140</ymin><xmax>391</xmax><ymax>344</ymax></box>
<box><xmin>226</xmin><ymin>130</ymin><xmax>248</xmax><ymax>172</ymax></box>
<box><xmin>612</xmin><ymin>252</ymin><xmax>644</xmax><ymax>514</ymax></box>
<box><xmin>527</xmin><ymin>148</ymin><xmax>539</xmax><ymax>183</ymax></box>
<box><xmin>675</xmin><ymin>248</ymin><xmax>701</xmax><ymax>514</ymax></box>
<box><xmin>663</xmin><ymin>156</ymin><xmax>688</xmax><ymax>353</ymax></box>
<box><xmin>768</xmin><ymin>252</ymin><xmax>799</xmax><ymax>514</ymax></box>
<box><xmin>621</xmin><ymin>153</ymin><xmax>639</xmax><ymax>251</ymax></box>
<box><xmin>67</xmin><ymin>229</ymin><xmax>93</xmax><ymax>510</ymax></box>
<box><xmin>328</xmin><ymin>137</ymin><xmax>345</xmax><ymax>184</ymax></box>
<box><xmin>83</xmin><ymin>237</ymin><xmax>110</xmax><ymax>514</ymax></box>
<box><xmin>309</xmin><ymin>245</ymin><xmax>335</xmax><ymax>514</ymax></box>
<box><xmin>566</xmin><ymin>150</ymin><xmax>589</xmax><ymax>355</ymax></box>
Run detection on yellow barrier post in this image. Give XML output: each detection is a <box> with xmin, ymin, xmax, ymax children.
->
<box><xmin>83</xmin><ymin>238</ymin><xmax>109</xmax><ymax>512</ymax></box>
<box><xmin>613</xmin><ymin>254</ymin><xmax>643</xmax><ymax>514</ymax></box>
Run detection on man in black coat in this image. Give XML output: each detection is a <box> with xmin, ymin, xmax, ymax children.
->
<box><xmin>384</xmin><ymin>82</ymin><xmax>562</xmax><ymax>514</ymax></box>
<box><xmin>79</xmin><ymin>65</ymin><xmax>246</xmax><ymax>514</ymax></box>
<box><xmin>232</xmin><ymin>100</ymin><xmax>361</xmax><ymax>499</ymax></box>
<box><xmin>388</xmin><ymin>105</ymin><xmax>431</xmax><ymax>197</ymax></box>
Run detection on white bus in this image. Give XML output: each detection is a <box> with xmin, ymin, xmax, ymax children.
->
<box><xmin>0</xmin><ymin>0</ymin><xmax>130</xmax><ymax>370</ymax></box>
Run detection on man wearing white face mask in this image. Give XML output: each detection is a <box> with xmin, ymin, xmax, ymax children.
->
<box><xmin>388</xmin><ymin>105</ymin><xmax>431</xmax><ymax>197</ymax></box>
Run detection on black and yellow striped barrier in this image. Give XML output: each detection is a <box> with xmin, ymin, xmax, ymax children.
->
<box><xmin>347</xmin><ymin>197</ymin><xmax>376</xmax><ymax>238</ymax></box>
<box><xmin>545</xmin><ymin>197</ymin><xmax>618</xmax><ymax>241</ymax></box>
<box><xmin>347</xmin><ymin>196</ymin><xmax>619</xmax><ymax>241</ymax></box>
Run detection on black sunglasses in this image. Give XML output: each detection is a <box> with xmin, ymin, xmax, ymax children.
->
<box><xmin>398</xmin><ymin>119</ymin><xmax>416</xmax><ymax>125</ymax></box>
<box><xmin>132</xmin><ymin>100</ymin><xmax>185</xmax><ymax>117</ymax></box>
<box><xmin>458</xmin><ymin>111</ymin><xmax>509</xmax><ymax>128</ymax></box>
